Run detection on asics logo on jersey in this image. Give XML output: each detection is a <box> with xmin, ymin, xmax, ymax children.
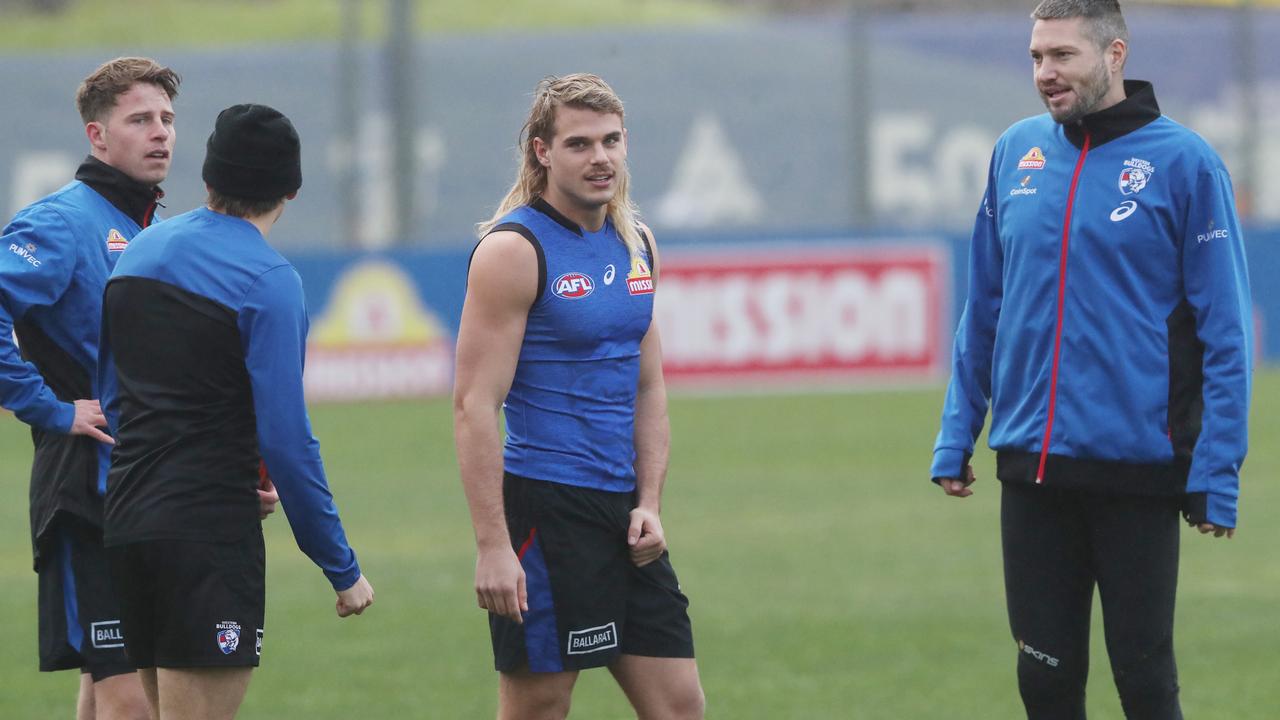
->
<box><xmin>553</xmin><ymin>272</ymin><xmax>594</xmax><ymax>299</ymax></box>
<box><xmin>1111</xmin><ymin>201</ymin><xmax>1138</xmax><ymax>222</ymax></box>
<box><xmin>603</xmin><ymin>264</ymin><xmax>616</xmax><ymax>285</ymax></box>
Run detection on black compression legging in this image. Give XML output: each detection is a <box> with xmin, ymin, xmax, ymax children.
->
<box><xmin>1000</xmin><ymin>481</ymin><xmax>1183</xmax><ymax>720</ymax></box>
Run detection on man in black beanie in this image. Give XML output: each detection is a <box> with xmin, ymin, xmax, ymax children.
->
<box><xmin>97</xmin><ymin>103</ymin><xmax>374</xmax><ymax>720</ymax></box>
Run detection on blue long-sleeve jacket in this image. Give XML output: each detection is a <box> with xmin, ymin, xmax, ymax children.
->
<box><xmin>100</xmin><ymin>206</ymin><xmax>360</xmax><ymax>590</ymax></box>
<box><xmin>0</xmin><ymin>157</ymin><xmax>161</xmax><ymax>565</ymax></box>
<box><xmin>932</xmin><ymin>81</ymin><xmax>1251</xmax><ymax>528</ymax></box>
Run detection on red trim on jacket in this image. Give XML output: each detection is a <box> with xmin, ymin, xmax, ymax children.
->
<box><xmin>1038</xmin><ymin>132</ymin><xmax>1092</xmax><ymax>483</ymax></box>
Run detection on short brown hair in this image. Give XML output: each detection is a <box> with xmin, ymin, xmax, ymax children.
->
<box><xmin>75</xmin><ymin>57</ymin><xmax>181</xmax><ymax>124</ymax></box>
<box><xmin>206</xmin><ymin>189</ymin><xmax>284</xmax><ymax>219</ymax></box>
<box><xmin>1032</xmin><ymin>0</ymin><xmax>1128</xmax><ymax>52</ymax></box>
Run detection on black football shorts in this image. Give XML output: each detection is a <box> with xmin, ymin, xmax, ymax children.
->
<box><xmin>107</xmin><ymin>528</ymin><xmax>265</xmax><ymax>669</ymax></box>
<box><xmin>38</xmin><ymin>518</ymin><xmax>135</xmax><ymax>681</ymax></box>
<box><xmin>490</xmin><ymin>473</ymin><xmax>695</xmax><ymax>673</ymax></box>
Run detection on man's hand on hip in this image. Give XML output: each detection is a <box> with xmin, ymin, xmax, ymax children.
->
<box><xmin>70</xmin><ymin>398</ymin><xmax>114</xmax><ymax>445</ymax></box>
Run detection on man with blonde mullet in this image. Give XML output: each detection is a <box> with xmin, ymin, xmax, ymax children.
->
<box><xmin>454</xmin><ymin>74</ymin><xmax>705</xmax><ymax>719</ymax></box>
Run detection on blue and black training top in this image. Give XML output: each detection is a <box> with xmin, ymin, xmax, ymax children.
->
<box><xmin>0</xmin><ymin>156</ymin><xmax>161</xmax><ymax>567</ymax></box>
<box><xmin>100</xmin><ymin>206</ymin><xmax>361</xmax><ymax>591</ymax></box>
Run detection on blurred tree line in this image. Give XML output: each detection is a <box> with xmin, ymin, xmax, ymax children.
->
<box><xmin>0</xmin><ymin>0</ymin><xmax>71</xmax><ymax>11</ymax></box>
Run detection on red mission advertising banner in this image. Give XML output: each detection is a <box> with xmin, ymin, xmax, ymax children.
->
<box><xmin>655</xmin><ymin>244</ymin><xmax>949</xmax><ymax>388</ymax></box>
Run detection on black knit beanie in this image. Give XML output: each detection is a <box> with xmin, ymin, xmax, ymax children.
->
<box><xmin>201</xmin><ymin>104</ymin><xmax>302</xmax><ymax>200</ymax></box>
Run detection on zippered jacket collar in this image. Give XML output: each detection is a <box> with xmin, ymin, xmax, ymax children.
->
<box><xmin>74</xmin><ymin>155</ymin><xmax>164</xmax><ymax>228</ymax></box>
<box><xmin>1064</xmin><ymin>79</ymin><xmax>1161</xmax><ymax>149</ymax></box>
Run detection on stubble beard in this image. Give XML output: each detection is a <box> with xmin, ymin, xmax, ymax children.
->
<box><xmin>1046</xmin><ymin>59</ymin><xmax>1112</xmax><ymax>126</ymax></box>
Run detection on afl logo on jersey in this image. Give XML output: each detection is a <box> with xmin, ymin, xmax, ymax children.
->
<box><xmin>553</xmin><ymin>272</ymin><xmax>595</xmax><ymax>299</ymax></box>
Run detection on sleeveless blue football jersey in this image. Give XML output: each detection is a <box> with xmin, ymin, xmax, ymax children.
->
<box><xmin>494</xmin><ymin>200</ymin><xmax>655</xmax><ymax>493</ymax></box>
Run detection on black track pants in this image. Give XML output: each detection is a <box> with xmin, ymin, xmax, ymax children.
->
<box><xmin>1001</xmin><ymin>481</ymin><xmax>1183</xmax><ymax>720</ymax></box>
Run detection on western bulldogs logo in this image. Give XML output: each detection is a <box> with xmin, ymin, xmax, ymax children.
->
<box><xmin>553</xmin><ymin>272</ymin><xmax>594</xmax><ymax>299</ymax></box>
<box><xmin>1119</xmin><ymin>167</ymin><xmax>1148</xmax><ymax>195</ymax></box>
<box><xmin>1119</xmin><ymin>157</ymin><xmax>1155</xmax><ymax>195</ymax></box>
<box><xmin>215</xmin><ymin>621</ymin><xmax>242</xmax><ymax>655</ymax></box>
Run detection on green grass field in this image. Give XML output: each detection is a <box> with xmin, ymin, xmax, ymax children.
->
<box><xmin>2</xmin><ymin>371</ymin><xmax>1277</xmax><ymax>718</ymax></box>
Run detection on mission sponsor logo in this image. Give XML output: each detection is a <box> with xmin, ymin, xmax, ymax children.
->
<box><xmin>553</xmin><ymin>272</ymin><xmax>595</xmax><ymax>299</ymax></box>
<box><xmin>1119</xmin><ymin>157</ymin><xmax>1154</xmax><ymax>195</ymax></box>
<box><xmin>1018</xmin><ymin>147</ymin><xmax>1046</xmax><ymax>170</ymax></box>
<box><xmin>90</xmin><ymin>620</ymin><xmax>124</xmax><ymax>649</ymax></box>
<box><xmin>655</xmin><ymin>245</ymin><xmax>946</xmax><ymax>385</ymax></box>
<box><xmin>8</xmin><ymin>242</ymin><xmax>41</xmax><ymax>267</ymax></box>
<box><xmin>106</xmin><ymin>228</ymin><xmax>129</xmax><ymax>252</ymax></box>
<box><xmin>1019</xmin><ymin>147</ymin><xmax>1046</xmax><ymax>169</ymax></box>
<box><xmin>567</xmin><ymin>622</ymin><xmax>618</xmax><ymax>655</ymax></box>
<box><xmin>215</xmin><ymin>621</ymin><xmax>242</xmax><ymax>655</ymax></box>
<box><xmin>626</xmin><ymin>253</ymin><xmax>654</xmax><ymax>296</ymax></box>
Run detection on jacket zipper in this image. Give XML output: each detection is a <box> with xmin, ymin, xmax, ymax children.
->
<box><xmin>1037</xmin><ymin>132</ymin><xmax>1091</xmax><ymax>483</ymax></box>
<box><xmin>143</xmin><ymin>189</ymin><xmax>164</xmax><ymax>228</ymax></box>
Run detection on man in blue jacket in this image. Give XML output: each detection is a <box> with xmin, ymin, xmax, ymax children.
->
<box><xmin>931</xmin><ymin>1</ymin><xmax>1251</xmax><ymax>718</ymax></box>
<box><xmin>99</xmin><ymin>103</ymin><xmax>373</xmax><ymax>720</ymax></box>
<box><xmin>0</xmin><ymin>56</ymin><xmax>182</xmax><ymax>720</ymax></box>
